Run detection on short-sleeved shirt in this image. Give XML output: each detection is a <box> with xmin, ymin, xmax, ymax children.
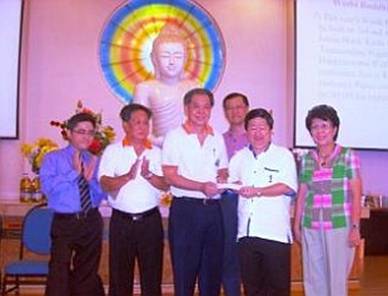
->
<box><xmin>229</xmin><ymin>143</ymin><xmax>298</xmax><ymax>243</ymax></box>
<box><xmin>98</xmin><ymin>141</ymin><xmax>163</xmax><ymax>213</ymax></box>
<box><xmin>162</xmin><ymin>125</ymin><xmax>228</xmax><ymax>199</ymax></box>
<box><xmin>299</xmin><ymin>145</ymin><xmax>361</xmax><ymax>230</ymax></box>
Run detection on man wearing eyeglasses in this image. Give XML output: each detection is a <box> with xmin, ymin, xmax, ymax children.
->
<box><xmin>229</xmin><ymin>109</ymin><xmax>297</xmax><ymax>296</ymax></box>
<box><xmin>40</xmin><ymin>112</ymin><xmax>105</xmax><ymax>296</ymax></box>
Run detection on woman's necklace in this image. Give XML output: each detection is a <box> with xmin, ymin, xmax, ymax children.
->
<box><xmin>318</xmin><ymin>145</ymin><xmax>336</xmax><ymax>167</ymax></box>
<box><xmin>319</xmin><ymin>154</ymin><xmax>330</xmax><ymax>166</ymax></box>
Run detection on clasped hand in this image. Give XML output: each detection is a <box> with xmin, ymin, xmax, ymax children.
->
<box><xmin>125</xmin><ymin>157</ymin><xmax>152</xmax><ymax>181</ymax></box>
<box><xmin>73</xmin><ymin>151</ymin><xmax>97</xmax><ymax>182</ymax></box>
<box><xmin>201</xmin><ymin>170</ymin><xmax>229</xmax><ymax>198</ymax></box>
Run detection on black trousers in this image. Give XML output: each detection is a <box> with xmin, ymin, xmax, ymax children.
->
<box><xmin>238</xmin><ymin>237</ymin><xmax>291</xmax><ymax>296</ymax></box>
<box><xmin>108</xmin><ymin>208</ymin><xmax>164</xmax><ymax>296</ymax></box>
<box><xmin>46</xmin><ymin>208</ymin><xmax>104</xmax><ymax>296</ymax></box>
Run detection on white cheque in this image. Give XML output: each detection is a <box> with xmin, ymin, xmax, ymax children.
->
<box><xmin>217</xmin><ymin>183</ymin><xmax>242</xmax><ymax>191</ymax></box>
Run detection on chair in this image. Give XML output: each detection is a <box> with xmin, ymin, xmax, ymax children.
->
<box><xmin>1</xmin><ymin>203</ymin><xmax>53</xmax><ymax>295</ymax></box>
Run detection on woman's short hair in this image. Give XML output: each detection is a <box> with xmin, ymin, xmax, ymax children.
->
<box><xmin>305</xmin><ymin>104</ymin><xmax>340</xmax><ymax>140</ymax></box>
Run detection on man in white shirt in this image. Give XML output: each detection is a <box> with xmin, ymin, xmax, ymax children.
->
<box><xmin>162</xmin><ymin>88</ymin><xmax>228</xmax><ymax>296</ymax></box>
<box><xmin>229</xmin><ymin>108</ymin><xmax>297</xmax><ymax>296</ymax></box>
<box><xmin>99</xmin><ymin>104</ymin><xmax>168</xmax><ymax>296</ymax></box>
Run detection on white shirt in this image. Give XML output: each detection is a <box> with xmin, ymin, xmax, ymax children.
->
<box><xmin>229</xmin><ymin>143</ymin><xmax>297</xmax><ymax>243</ymax></box>
<box><xmin>162</xmin><ymin>126</ymin><xmax>228</xmax><ymax>199</ymax></box>
<box><xmin>98</xmin><ymin>141</ymin><xmax>162</xmax><ymax>213</ymax></box>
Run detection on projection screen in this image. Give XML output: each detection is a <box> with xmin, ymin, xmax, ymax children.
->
<box><xmin>0</xmin><ymin>0</ymin><xmax>23</xmax><ymax>139</ymax></box>
<box><xmin>295</xmin><ymin>0</ymin><xmax>388</xmax><ymax>150</ymax></box>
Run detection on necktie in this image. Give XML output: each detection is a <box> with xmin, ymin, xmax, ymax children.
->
<box><xmin>78</xmin><ymin>161</ymin><xmax>92</xmax><ymax>213</ymax></box>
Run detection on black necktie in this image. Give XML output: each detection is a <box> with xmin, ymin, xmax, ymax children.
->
<box><xmin>78</xmin><ymin>161</ymin><xmax>92</xmax><ymax>213</ymax></box>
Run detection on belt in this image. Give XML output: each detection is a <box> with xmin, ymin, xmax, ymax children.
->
<box><xmin>54</xmin><ymin>207</ymin><xmax>98</xmax><ymax>220</ymax></box>
<box><xmin>113</xmin><ymin>207</ymin><xmax>158</xmax><ymax>222</ymax></box>
<box><xmin>176</xmin><ymin>196</ymin><xmax>220</xmax><ymax>206</ymax></box>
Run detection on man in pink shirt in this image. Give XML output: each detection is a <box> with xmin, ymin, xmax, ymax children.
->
<box><xmin>221</xmin><ymin>93</ymin><xmax>249</xmax><ymax>296</ymax></box>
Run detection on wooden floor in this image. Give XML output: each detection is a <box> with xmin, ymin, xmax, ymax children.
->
<box><xmin>8</xmin><ymin>255</ymin><xmax>388</xmax><ymax>296</ymax></box>
<box><xmin>357</xmin><ymin>255</ymin><xmax>388</xmax><ymax>296</ymax></box>
<box><xmin>290</xmin><ymin>256</ymin><xmax>388</xmax><ymax>295</ymax></box>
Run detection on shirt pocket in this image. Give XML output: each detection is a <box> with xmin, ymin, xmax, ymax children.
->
<box><xmin>263</xmin><ymin>166</ymin><xmax>281</xmax><ymax>185</ymax></box>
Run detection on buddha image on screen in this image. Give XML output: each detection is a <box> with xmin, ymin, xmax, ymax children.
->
<box><xmin>133</xmin><ymin>25</ymin><xmax>199</xmax><ymax>145</ymax></box>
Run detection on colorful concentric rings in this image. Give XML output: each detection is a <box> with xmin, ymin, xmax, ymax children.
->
<box><xmin>99</xmin><ymin>0</ymin><xmax>226</xmax><ymax>104</ymax></box>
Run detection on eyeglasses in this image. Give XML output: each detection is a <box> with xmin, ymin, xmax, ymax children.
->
<box><xmin>310</xmin><ymin>123</ymin><xmax>332</xmax><ymax>131</ymax></box>
<box><xmin>247</xmin><ymin>125</ymin><xmax>271</xmax><ymax>133</ymax></box>
<box><xmin>72</xmin><ymin>129</ymin><xmax>95</xmax><ymax>136</ymax></box>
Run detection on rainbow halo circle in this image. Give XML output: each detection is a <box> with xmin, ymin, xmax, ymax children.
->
<box><xmin>99</xmin><ymin>0</ymin><xmax>226</xmax><ymax>104</ymax></box>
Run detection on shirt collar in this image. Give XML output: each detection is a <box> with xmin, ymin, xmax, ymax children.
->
<box><xmin>182</xmin><ymin>121</ymin><xmax>214</xmax><ymax>136</ymax></box>
<box><xmin>65</xmin><ymin>144</ymin><xmax>76</xmax><ymax>153</ymax></box>
<box><xmin>122</xmin><ymin>137</ymin><xmax>153</xmax><ymax>150</ymax></box>
<box><xmin>226</xmin><ymin>128</ymin><xmax>246</xmax><ymax>138</ymax></box>
<box><xmin>248</xmin><ymin>142</ymin><xmax>271</xmax><ymax>158</ymax></box>
<box><xmin>65</xmin><ymin>145</ymin><xmax>90</xmax><ymax>161</ymax></box>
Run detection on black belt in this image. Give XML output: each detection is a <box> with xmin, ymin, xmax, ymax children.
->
<box><xmin>113</xmin><ymin>207</ymin><xmax>158</xmax><ymax>221</ymax></box>
<box><xmin>54</xmin><ymin>207</ymin><xmax>99</xmax><ymax>220</ymax></box>
<box><xmin>176</xmin><ymin>196</ymin><xmax>220</xmax><ymax>206</ymax></box>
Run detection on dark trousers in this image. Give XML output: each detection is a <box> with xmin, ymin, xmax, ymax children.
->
<box><xmin>220</xmin><ymin>191</ymin><xmax>241</xmax><ymax>296</ymax></box>
<box><xmin>238</xmin><ymin>237</ymin><xmax>291</xmax><ymax>296</ymax></box>
<box><xmin>169</xmin><ymin>197</ymin><xmax>224</xmax><ymax>296</ymax></box>
<box><xmin>108</xmin><ymin>208</ymin><xmax>164</xmax><ymax>296</ymax></box>
<box><xmin>46</xmin><ymin>208</ymin><xmax>104</xmax><ymax>296</ymax></box>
